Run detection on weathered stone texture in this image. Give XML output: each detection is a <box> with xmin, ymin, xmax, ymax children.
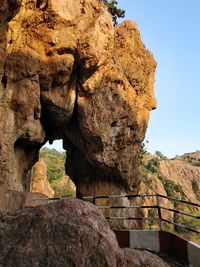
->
<box><xmin>30</xmin><ymin>159</ymin><xmax>54</xmax><ymax>197</ymax></box>
<box><xmin>0</xmin><ymin>199</ymin><xmax>169</xmax><ymax>267</ymax></box>
<box><xmin>0</xmin><ymin>0</ymin><xmax>156</xmax><ymax>212</ymax></box>
<box><xmin>160</xmin><ymin>159</ymin><xmax>200</xmax><ymax>204</ymax></box>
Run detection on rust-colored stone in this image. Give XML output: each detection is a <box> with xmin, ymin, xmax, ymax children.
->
<box><xmin>0</xmin><ymin>0</ymin><xmax>156</xmax><ymax>212</ymax></box>
<box><xmin>31</xmin><ymin>159</ymin><xmax>54</xmax><ymax>198</ymax></box>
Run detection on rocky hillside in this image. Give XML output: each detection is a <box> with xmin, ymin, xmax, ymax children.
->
<box><xmin>141</xmin><ymin>151</ymin><xmax>200</xmax><ymax>203</ymax></box>
<box><xmin>160</xmin><ymin>159</ymin><xmax>200</xmax><ymax>203</ymax></box>
<box><xmin>179</xmin><ymin>151</ymin><xmax>200</xmax><ymax>166</ymax></box>
<box><xmin>140</xmin><ymin>151</ymin><xmax>200</xmax><ymax>243</ymax></box>
<box><xmin>35</xmin><ymin>147</ymin><xmax>76</xmax><ymax>198</ymax></box>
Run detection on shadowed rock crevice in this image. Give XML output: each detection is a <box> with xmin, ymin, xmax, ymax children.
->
<box><xmin>1</xmin><ymin>63</ymin><xmax>7</xmax><ymax>88</ymax></box>
<box><xmin>1</xmin><ymin>74</ymin><xmax>7</xmax><ymax>88</ymax></box>
<box><xmin>14</xmin><ymin>138</ymin><xmax>42</xmax><ymax>191</ymax></box>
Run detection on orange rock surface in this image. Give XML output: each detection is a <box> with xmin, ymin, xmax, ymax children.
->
<box><xmin>0</xmin><ymin>0</ymin><xmax>156</xmax><ymax>211</ymax></box>
<box><xmin>31</xmin><ymin>159</ymin><xmax>54</xmax><ymax>198</ymax></box>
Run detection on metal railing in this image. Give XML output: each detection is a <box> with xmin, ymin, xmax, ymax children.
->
<box><xmin>81</xmin><ymin>194</ymin><xmax>200</xmax><ymax>234</ymax></box>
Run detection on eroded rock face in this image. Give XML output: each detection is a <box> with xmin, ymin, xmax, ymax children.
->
<box><xmin>0</xmin><ymin>0</ymin><xmax>156</xmax><ymax>211</ymax></box>
<box><xmin>0</xmin><ymin>199</ymin><xmax>169</xmax><ymax>267</ymax></box>
<box><xmin>30</xmin><ymin>159</ymin><xmax>54</xmax><ymax>197</ymax></box>
<box><xmin>64</xmin><ymin>20</ymin><xmax>156</xmax><ymax>196</ymax></box>
<box><xmin>160</xmin><ymin>159</ymin><xmax>200</xmax><ymax>204</ymax></box>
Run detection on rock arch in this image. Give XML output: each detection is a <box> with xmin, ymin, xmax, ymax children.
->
<box><xmin>0</xmin><ymin>0</ymin><xmax>156</xmax><ymax>213</ymax></box>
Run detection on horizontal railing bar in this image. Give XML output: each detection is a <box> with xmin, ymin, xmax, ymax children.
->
<box><xmin>48</xmin><ymin>195</ymin><xmax>73</xmax><ymax>200</ymax></box>
<box><xmin>30</xmin><ymin>198</ymin><xmax>49</xmax><ymax>200</ymax></box>
<box><xmin>105</xmin><ymin>217</ymin><xmax>160</xmax><ymax>220</ymax></box>
<box><xmin>162</xmin><ymin>219</ymin><xmax>200</xmax><ymax>234</ymax></box>
<box><xmin>36</xmin><ymin>196</ymin><xmax>200</xmax><ymax>217</ymax></box>
<box><xmin>81</xmin><ymin>196</ymin><xmax>95</xmax><ymax>199</ymax></box>
<box><xmin>82</xmin><ymin>194</ymin><xmax>200</xmax><ymax>208</ymax></box>
<box><xmin>47</xmin><ymin>194</ymin><xmax>200</xmax><ymax>208</ymax></box>
<box><xmin>97</xmin><ymin>205</ymin><xmax>158</xmax><ymax>209</ymax></box>
<box><xmin>33</xmin><ymin>194</ymin><xmax>200</xmax><ymax>236</ymax></box>
<box><xmin>157</xmin><ymin>194</ymin><xmax>200</xmax><ymax>207</ymax></box>
<box><xmin>82</xmin><ymin>194</ymin><xmax>158</xmax><ymax>199</ymax></box>
<box><xmin>80</xmin><ymin>194</ymin><xmax>200</xmax><ymax>235</ymax></box>
<box><xmin>97</xmin><ymin>205</ymin><xmax>200</xmax><ymax>219</ymax></box>
<box><xmin>160</xmin><ymin>206</ymin><xmax>200</xmax><ymax>219</ymax></box>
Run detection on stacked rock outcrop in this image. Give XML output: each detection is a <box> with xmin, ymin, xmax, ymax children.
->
<box><xmin>0</xmin><ymin>0</ymin><xmax>156</xmax><ymax>214</ymax></box>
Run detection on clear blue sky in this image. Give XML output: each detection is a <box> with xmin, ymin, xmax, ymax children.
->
<box><xmin>46</xmin><ymin>0</ymin><xmax>200</xmax><ymax>158</ymax></box>
<box><xmin>117</xmin><ymin>0</ymin><xmax>200</xmax><ymax>158</ymax></box>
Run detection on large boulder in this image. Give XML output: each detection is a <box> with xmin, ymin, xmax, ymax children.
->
<box><xmin>0</xmin><ymin>198</ymin><xmax>169</xmax><ymax>267</ymax></box>
<box><xmin>0</xmin><ymin>0</ymin><xmax>156</xmax><ymax>212</ymax></box>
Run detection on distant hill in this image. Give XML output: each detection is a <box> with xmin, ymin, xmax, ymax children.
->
<box><xmin>140</xmin><ymin>150</ymin><xmax>200</xmax><ymax>243</ymax></box>
<box><xmin>176</xmin><ymin>151</ymin><xmax>200</xmax><ymax>167</ymax></box>
<box><xmin>39</xmin><ymin>147</ymin><xmax>76</xmax><ymax>198</ymax></box>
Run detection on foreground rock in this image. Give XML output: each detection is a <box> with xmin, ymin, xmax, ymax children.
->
<box><xmin>0</xmin><ymin>199</ymin><xmax>169</xmax><ymax>267</ymax></box>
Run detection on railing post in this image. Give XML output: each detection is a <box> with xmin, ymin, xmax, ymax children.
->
<box><xmin>156</xmin><ymin>195</ymin><xmax>163</xmax><ymax>231</ymax></box>
<box><xmin>93</xmin><ymin>196</ymin><xmax>96</xmax><ymax>205</ymax></box>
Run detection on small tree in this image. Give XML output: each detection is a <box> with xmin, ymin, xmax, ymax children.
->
<box><xmin>139</xmin><ymin>140</ymin><xmax>150</xmax><ymax>164</ymax></box>
<box><xmin>155</xmin><ymin>151</ymin><xmax>168</xmax><ymax>160</ymax></box>
<box><xmin>102</xmin><ymin>0</ymin><xmax>125</xmax><ymax>25</ymax></box>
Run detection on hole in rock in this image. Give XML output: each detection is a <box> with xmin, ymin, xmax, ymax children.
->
<box><xmin>31</xmin><ymin>139</ymin><xmax>76</xmax><ymax>199</ymax></box>
<box><xmin>1</xmin><ymin>73</ymin><xmax>7</xmax><ymax>88</ymax></box>
<box><xmin>36</xmin><ymin>0</ymin><xmax>48</xmax><ymax>10</ymax></box>
<box><xmin>36</xmin><ymin>0</ymin><xmax>42</xmax><ymax>8</ymax></box>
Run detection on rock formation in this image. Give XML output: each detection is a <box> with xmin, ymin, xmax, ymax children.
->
<box><xmin>0</xmin><ymin>0</ymin><xmax>156</xmax><ymax>212</ymax></box>
<box><xmin>140</xmin><ymin>152</ymin><xmax>200</xmax><ymax>240</ymax></box>
<box><xmin>182</xmin><ymin>151</ymin><xmax>200</xmax><ymax>163</ymax></box>
<box><xmin>139</xmin><ymin>170</ymin><xmax>173</xmax><ymax>224</ymax></box>
<box><xmin>31</xmin><ymin>159</ymin><xmax>54</xmax><ymax>197</ymax></box>
<box><xmin>0</xmin><ymin>198</ymin><xmax>169</xmax><ymax>267</ymax></box>
<box><xmin>160</xmin><ymin>158</ymin><xmax>200</xmax><ymax>204</ymax></box>
<box><xmin>52</xmin><ymin>175</ymin><xmax>76</xmax><ymax>197</ymax></box>
<box><xmin>38</xmin><ymin>147</ymin><xmax>76</xmax><ymax>197</ymax></box>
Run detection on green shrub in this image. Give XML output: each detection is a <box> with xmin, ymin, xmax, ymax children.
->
<box><xmin>191</xmin><ymin>179</ymin><xmax>200</xmax><ymax>200</ymax></box>
<box><xmin>163</xmin><ymin>179</ymin><xmax>184</xmax><ymax>198</ymax></box>
<box><xmin>145</xmin><ymin>159</ymin><xmax>160</xmax><ymax>173</ymax></box>
<box><xmin>155</xmin><ymin>151</ymin><xmax>168</xmax><ymax>160</ymax></box>
<box><xmin>40</xmin><ymin>147</ymin><xmax>66</xmax><ymax>183</ymax></box>
<box><xmin>147</xmin><ymin>208</ymin><xmax>159</xmax><ymax>230</ymax></box>
<box><xmin>102</xmin><ymin>0</ymin><xmax>125</xmax><ymax>25</ymax></box>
